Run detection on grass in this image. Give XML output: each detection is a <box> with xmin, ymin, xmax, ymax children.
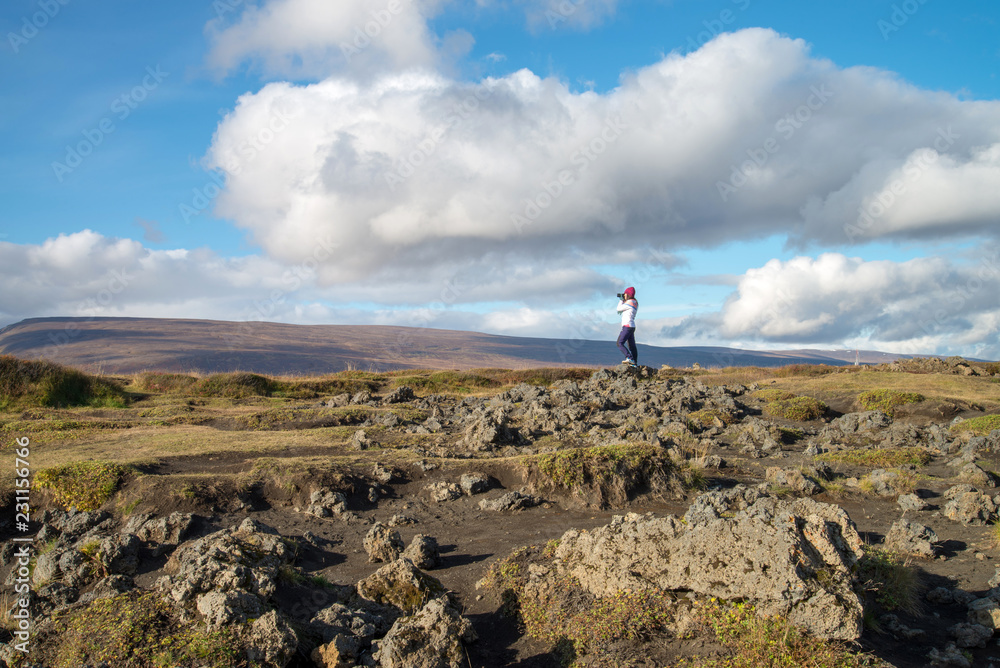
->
<box><xmin>819</xmin><ymin>447</ymin><xmax>931</xmax><ymax>469</ymax></box>
<box><xmin>51</xmin><ymin>591</ymin><xmax>244</xmax><ymax>668</ymax></box>
<box><xmin>0</xmin><ymin>355</ymin><xmax>129</xmax><ymax>409</ymax></box>
<box><xmin>34</xmin><ymin>461</ymin><xmax>132</xmax><ymax>511</ymax></box>
<box><xmin>857</xmin><ymin>390</ymin><xmax>924</xmax><ymax>415</ymax></box>
<box><xmin>676</xmin><ymin>599</ymin><xmax>880</xmax><ymax>668</ymax></box>
<box><xmin>857</xmin><ymin>547</ymin><xmax>922</xmax><ymax>616</ymax></box>
<box><xmin>951</xmin><ymin>414</ymin><xmax>1000</xmax><ymax>436</ymax></box>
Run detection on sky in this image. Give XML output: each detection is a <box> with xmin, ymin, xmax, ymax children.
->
<box><xmin>2</xmin><ymin>0</ymin><xmax>999</xmax><ymax>361</ymax></box>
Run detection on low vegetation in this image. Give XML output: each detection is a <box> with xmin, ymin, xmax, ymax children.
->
<box><xmin>0</xmin><ymin>355</ymin><xmax>128</xmax><ymax>409</ymax></box>
<box><xmin>680</xmin><ymin>599</ymin><xmax>879</xmax><ymax>668</ymax></box>
<box><xmin>763</xmin><ymin>395</ymin><xmax>828</xmax><ymax>421</ymax></box>
<box><xmin>35</xmin><ymin>461</ymin><xmax>132</xmax><ymax>511</ymax></box>
<box><xmin>857</xmin><ymin>547</ymin><xmax>922</xmax><ymax>615</ymax></box>
<box><xmin>951</xmin><ymin>414</ymin><xmax>1000</xmax><ymax>436</ymax></box>
<box><xmin>50</xmin><ymin>591</ymin><xmax>243</xmax><ymax>668</ymax></box>
<box><xmin>857</xmin><ymin>389</ymin><xmax>924</xmax><ymax>415</ymax></box>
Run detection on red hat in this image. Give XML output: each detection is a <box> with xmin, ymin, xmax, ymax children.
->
<box><xmin>624</xmin><ymin>287</ymin><xmax>635</xmax><ymax>298</ymax></box>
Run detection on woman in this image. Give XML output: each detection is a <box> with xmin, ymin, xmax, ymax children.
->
<box><xmin>616</xmin><ymin>286</ymin><xmax>638</xmax><ymax>367</ymax></box>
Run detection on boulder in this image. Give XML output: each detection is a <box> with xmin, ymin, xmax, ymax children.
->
<box><xmin>425</xmin><ymin>482</ymin><xmax>462</xmax><ymax>503</ymax></box>
<box><xmin>765</xmin><ymin>467</ymin><xmax>820</xmax><ymax>495</ymax></box>
<box><xmin>884</xmin><ymin>519</ymin><xmax>938</xmax><ymax>558</ymax></box>
<box><xmin>478</xmin><ymin>491</ymin><xmax>541</xmax><ymax>512</ymax></box>
<box><xmin>553</xmin><ymin>491</ymin><xmax>865</xmax><ymax>640</ymax></box>
<box><xmin>157</xmin><ymin>519</ymin><xmax>293</xmax><ymax>606</ymax></box>
<box><xmin>364</xmin><ymin>522</ymin><xmax>404</xmax><ymax>563</ymax></box>
<box><xmin>944</xmin><ymin>491</ymin><xmax>997</xmax><ymax>525</ymax></box>
<box><xmin>311</xmin><ymin>634</ymin><xmax>361</xmax><ymax>668</ymax></box>
<box><xmin>459</xmin><ymin>472</ymin><xmax>492</xmax><ymax>495</ymax></box>
<box><xmin>357</xmin><ymin>558</ymin><xmax>446</xmax><ymax>615</ymax></box>
<box><xmin>897</xmin><ymin>493</ymin><xmax>931</xmax><ymax>512</ymax></box>
<box><xmin>308</xmin><ymin>490</ymin><xmax>348</xmax><ymax>518</ymax></box>
<box><xmin>402</xmin><ymin>534</ymin><xmax>439</xmax><ymax>570</ymax></box>
<box><xmin>967</xmin><ymin>597</ymin><xmax>1000</xmax><ymax>630</ymax></box>
<box><xmin>949</xmin><ymin>621</ymin><xmax>993</xmax><ymax>648</ymax></box>
<box><xmin>382</xmin><ymin>385</ymin><xmax>415</xmax><ymax>404</ymax></box>
<box><xmin>197</xmin><ymin>590</ymin><xmax>265</xmax><ymax>627</ymax></box>
<box><xmin>374</xmin><ymin>597</ymin><xmax>477</xmax><ymax>668</ymax></box>
<box><xmin>246</xmin><ymin>610</ymin><xmax>298</xmax><ymax>668</ymax></box>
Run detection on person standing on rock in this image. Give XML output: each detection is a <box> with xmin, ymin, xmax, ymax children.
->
<box><xmin>616</xmin><ymin>287</ymin><xmax>638</xmax><ymax>367</ymax></box>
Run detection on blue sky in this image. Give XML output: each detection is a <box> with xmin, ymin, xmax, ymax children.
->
<box><xmin>2</xmin><ymin>0</ymin><xmax>999</xmax><ymax>360</ymax></box>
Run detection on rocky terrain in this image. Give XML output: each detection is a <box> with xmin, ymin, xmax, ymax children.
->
<box><xmin>1</xmin><ymin>358</ymin><xmax>1000</xmax><ymax>667</ymax></box>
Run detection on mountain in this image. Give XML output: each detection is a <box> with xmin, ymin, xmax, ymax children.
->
<box><xmin>0</xmin><ymin>316</ymin><xmax>921</xmax><ymax>375</ymax></box>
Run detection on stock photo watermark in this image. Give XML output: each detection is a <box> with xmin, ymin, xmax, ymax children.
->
<box><xmin>843</xmin><ymin>126</ymin><xmax>958</xmax><ymax>243</ymax></box>
<box><xmin>180</xmin><ymin>103</ymin><xmax>297</xmax><ymax>223</ymax></box>
<box><xmin>684</xmin><ymin>0</ymin><xmax>752</xmax><ymax>52</ymax></box>
<box><xmin>51</xmin><ymin>65</ymin><xmax>169</xmax><ymax>183</ymax></box>
<box><xmin>340</xmin><ymin>0</ymin><xmax>413</xmax><ymax>62</ymax></box>
<box><xmin>7</xmin><ymin>0</ymin><xmax>71</xmax><ymax>54</ymax></box>
<box><xmin>41</xmin><ymin>267</ymin><xmax>134</xmax><ymax>358</ymax></box>
<box><xmin>10</xmin><ymin>435</ymin><xmax>34</xmax><ymax>655</ymax></box>
<box><xmin>717</xmin><ymin>83</ymin><xmax>834</xmax><ymax>202</ymax></box>
<box><xmin>878</xmin><ymin>0</ymin><xmax>931</xmax><ymax>40</ymax></box>
<box><xmin>918</xmin><ymin>250</ymin><xmax>999</xmax><ymax>337</ymax></box>
<box><xmin>511</xmin><ymin>115</ymin><xmax>628</xmax><ymax>233</ymax></box>
<box><xmin>383</xmin><ymin>83</ymin><xmax>496</xmax><ymax>192</ymax></box>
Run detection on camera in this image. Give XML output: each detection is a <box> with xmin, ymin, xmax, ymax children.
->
<box><xmin>617</xmin><ymin>293</ymin><xmax>625</xmax><ymax>300</ymax></box>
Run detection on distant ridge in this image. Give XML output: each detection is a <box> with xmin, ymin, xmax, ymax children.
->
<box><xmin>0</xmin><ymin>316</ymin><xmax>923</xmax><ymax>375</ymax></box>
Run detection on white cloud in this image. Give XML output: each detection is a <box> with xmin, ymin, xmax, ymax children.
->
<box><xmin>662</xmin><ymin>249</ymin><xmax>1000</xmax><ymax>359</ymax></box>
<box><xmin>205</xmin><ymin>0</ymin><xmax>456</xmax><ymax>79</ymax></box>
<box><xmin>204</xmin><ymin>28</ymin><xmax>1000</xmax><ymax>299</ymax></box>
<box><xmin>522</xmin><ymin>0</ymin><xmax>620</xmax><ymax>32</ymax></box>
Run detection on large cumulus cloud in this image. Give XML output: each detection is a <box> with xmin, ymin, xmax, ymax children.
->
<box><xmin>204</xmin><ymin>28</ymin><xmax>1000</xmax><ymax>293</ymax></box>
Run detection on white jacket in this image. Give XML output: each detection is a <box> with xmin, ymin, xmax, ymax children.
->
<box><xmin>617</xmin><ymin>299</ymin><xmax>637</xmax><ymax>327</ymax></box>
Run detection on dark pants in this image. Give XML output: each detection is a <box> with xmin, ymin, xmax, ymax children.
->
<box><xmin>617</xmin><ymin>326</ymin><xmax>637</xmax><ymax>363</ymax></box>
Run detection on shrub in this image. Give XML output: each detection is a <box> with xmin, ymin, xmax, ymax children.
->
<box><xmin>194</xmin><ymin>372</ymin><xmax>276</xmax><ymax>398</ymax></box>
<box><xmin>857</xmin><ymin>389</ymin><xmax>924</xmax><ymax>415</ymax></box>
<box><xmin>0</xmin><ymin>356</ymin><xmax>128</xmax><ymax>409</ymax></box>
<box><xmin>132</xmin><ymin>372</ymin><xmax>197</xmax><ymax>393</ymax></box>
<box><xmin>35</xmin><ymin>461</ymin><xmax>131</xmax><ymax>511</ymax></box>
<box><xmin>763</xmin><ymin>396</ymin><xmax>828</xmax><ymax>421</ymax></box>
<box><xmin>952</xmin><ymin>414</ymin><xmax>1000</xmax><ymax>436</ymax></box>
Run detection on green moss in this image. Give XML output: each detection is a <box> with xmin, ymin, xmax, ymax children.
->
<box><xmin>35</xmin><ymin>461</ymin><xmax>131</xmax><ymax>511</ymax></box>
<box><xmin>52</xmin><ymin>591</ymin><xmax>243</xmax><ymax>668</ymax></box>
<box><xmin>857</xmin><ymin>389</ymin><xmax>924</xmax><ymax>415</ymax></box>
<box><xmin>952</xmin><ymin>414</ymin><xmax>1000</xmax><ymax>436</ymax></box>
<box><xmin>763</xmin><ymin>396</ymin><xmax>828</xmax><ymax>421</ymax></box>
<box><xmin>686</xmin><ymin>408</ymin><xmax>735</xmax><ymax>429</ymax></box>
<box><xmin>534</xmin><ymin>443</ymin><xmax>669</xmax><ymax>490</ymax></box>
